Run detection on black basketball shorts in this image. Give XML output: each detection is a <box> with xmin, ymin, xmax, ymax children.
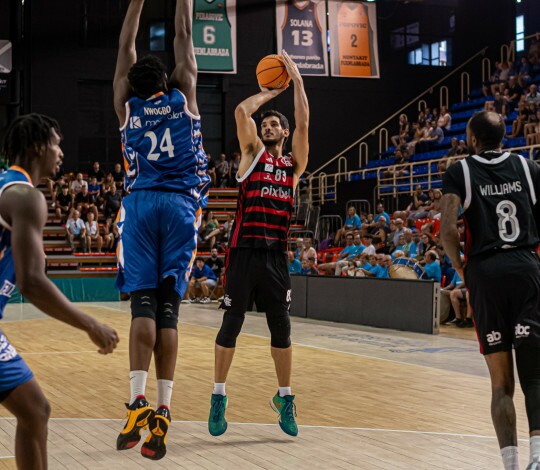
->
<box><xmin>220</xmin><ymin>248</ymin><xmax>291</xmax><ymax>315</ymax></box>
<box><xmin>465</xmin><ymin>249</ymin><xmax>540</xmax><ymax>355</ymax></box>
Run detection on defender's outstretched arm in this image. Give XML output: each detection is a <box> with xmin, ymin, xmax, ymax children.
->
<box><xmin>113</xmin><ymin>0</ymin><xmax>145</xmax><ymax>123</ymax></box>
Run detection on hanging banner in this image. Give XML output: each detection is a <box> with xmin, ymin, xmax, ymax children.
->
<box><xmin>328</xmin><ymin>1</ymin><xmax>380</xmax><ymax>78</ymax></box>
<box><xmin>276</xmin><ymin>0</ymin><xmax>328</xmax><ymax>76</ymax></box>
<box><xmin>193</xmin><ymin>0</ymin><xmax>237</xmax><ymax>73</ymax></box>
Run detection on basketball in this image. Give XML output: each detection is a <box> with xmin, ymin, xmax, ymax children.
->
<box><xmin>256</xmin><ymin>55</ymin><xmax>291</xmax><ymax>89</ymax></box>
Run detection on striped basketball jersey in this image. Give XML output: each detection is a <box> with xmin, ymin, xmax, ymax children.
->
<box><xmin>0</xmin><ymin>167</ymin><xmax>33</xmax><ymax>318</ymax></box>
<box><xmin>193</xmin><ymin>0</ymin><xmax>234</xmax><ymax>71</ymax></box>
<box><xmin>230</xmin><ymin>148</ymin><xmax>295</xmax><ymax>251</ymax></box>
<box><xmin>442</xmin><ymin>152</ymin><xmax>540</xmax><ymax>260</ymax></box>
<box><xmin>281</xmin><ymin>0</ymin><xmax>326</xmax><ymax>75</ymax></box>
<box><xmin>120</xmin><ymin>89</ymin><xmax>210</xmax><ymax>207</ymax></box>
<box><xmin>337</xmin><ymin>2</ymin><xmax>371</xmax><ymax>77</ymax></box>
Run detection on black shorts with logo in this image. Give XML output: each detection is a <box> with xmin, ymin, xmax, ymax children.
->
<box><xmin>465</xmin><ymin>249</ymin><xmax>540</xmax><ymax>355</ymax></box>
<box><xmin>220</xmin><ymin>248</ymin><xmax>291</xmax><ymax>315</ymax></box>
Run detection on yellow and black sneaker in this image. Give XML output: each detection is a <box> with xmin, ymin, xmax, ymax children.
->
<box><xmin>141</xmin><ymin>406</ymin><xmax>171</xmax><ymax>460</ymax></box>
<box><xmin>116</xmin><ymin>396</ymin><xmax>154</xmax><ymax>451</ymax></box>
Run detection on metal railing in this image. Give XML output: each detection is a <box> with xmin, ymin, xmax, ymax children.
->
<box><xmin>307</xmin><ymin>144</ymin><xmax>540</xmax><ymax>206</ymax></box>
<box><xmin>500</xmin><ymin>32</ymin><xmax>539</xmax><ymax>66</ymax></box>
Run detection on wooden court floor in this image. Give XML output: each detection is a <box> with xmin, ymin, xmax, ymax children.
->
<box><xmin>0</xmin><ymin>302</ymin><xmax>531</xmax><ymax>469</ymax></box>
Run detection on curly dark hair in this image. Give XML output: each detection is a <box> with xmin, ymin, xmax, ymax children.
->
<box><xmin>2</xmin><ymin>113</ymin><xmax>62</xmax><ymax>164</ymax></box>
<box><xmin>260</xmin><ymin>110</ymin><xmax>290</xmax><ymax>130</ymax></box>
<box><xmin>127</xmin><ymin>55</ymin><xmax>167</xmax><ymax>99</ymax></box>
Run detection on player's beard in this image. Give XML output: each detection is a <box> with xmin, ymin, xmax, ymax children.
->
<box><xmin>262</xmin><ymin>136</ymin><xmax>283</xmax><ymax>146</ymax></box>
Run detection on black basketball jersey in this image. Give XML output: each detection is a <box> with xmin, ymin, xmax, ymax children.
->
<box><xmin>229</xmin><ymin>148</ymin><xmax>295</xmax><ymax>251</ymax></box>
<box><xmin>443</xmin><ymin>151</ymin><xmax>540</xmax><ymax>260</ymax></box>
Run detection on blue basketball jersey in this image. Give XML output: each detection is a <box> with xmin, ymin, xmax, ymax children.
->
<box><xmin>121</xmin><ymin>89</ymin><xmax>210</xmax><ymax>207</ymax></box>
<box><xmin>0</xmin><ymin>167</ymin><xmax>33</xmax><ymax>318</ymax></box>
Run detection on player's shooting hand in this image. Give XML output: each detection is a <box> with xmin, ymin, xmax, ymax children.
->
<box><xmin>259</xmin><ymin>85</ymin><xmax>289</xmax><ymax>97</ymax></box>
<box><xmin>88</xmin><ymin>321</ymin><xmax>120</xmax><ymax>354</ymax></box>
<box><xmin>281</xmin><ymin>50</ymin><xmax>302</xmax><ymax>83</ymax></box>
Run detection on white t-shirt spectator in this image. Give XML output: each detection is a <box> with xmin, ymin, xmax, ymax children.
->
<box><xmin>67</xmin><ymin>218</ymin><xmax>85</xmax><ymax>236</ymax></box>
<box><xmin>362</xmin><ymin>244</ymin><xmax>376</xmax><ymax>256</ymax></box>
<box><xmin>85</xmin><ymin>220</ymin><xmax>98</xmax><ymax>237</ymax></box>
<box><xmin>71</xmin><ymin>179</ymin><xmax>88</xmax><ymax>194</ymax></box>
<box><xmin>301</xmin><ymin>246</ymin><xmax>317</xmax><ymax>263</ymax></box>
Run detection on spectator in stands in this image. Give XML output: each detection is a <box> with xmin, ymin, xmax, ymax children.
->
<box><xmin>517</xmin><ymin>56</ymin><xmax>532</xmax><ymax>88</ymax></box>
<box><xmin>85</xmin><ymin>212</ymin><xmax>103</xmax><ymax>253</ymax></box>
<box><xmin>374</xmin><ymin>203</ymin><xmax>390</xmax><ymax>224</ymax></box>
<box><xmin>362</xmin><ymin>234</ymin><xmax>376</xmax><ymax>256</ymax></box>
<box><xmin>409</xmin><ymin>230</ymin><xmax>421</xmax><ymax>258</ymax></box>
<box><xmin>384</xmin><ymin>148</ymin><xmax>410</xmax><ymax>179</ymax></box>
<box><xmin>75</xmin><ymin>185</ymin><xmax>99</xmax><ymax>221</ymax></box>
<box><xmin>300</xmin><ymin>238</ymin><xmax>317</xmax><ymax>264</ymax></box>
<box><xmin>88</xmin><ymin>176</ymin><xmax>101</xmax><ymax>204</ymax></box>
<box><xmin>392</xmin><ymin>218</ymin><xmax>406</xmax><ymax>247</ymax></box>
<box><xmin>370</xmin><ymin>254</ymin><xmax>390</xmax><ymax>279</ymax></box>
<box><xmin>103</xmin><ymin>172</ymin><xmax>115</xmax><ymax>192</ymax></box>
<box><xmin>445</xmin><ymin>138</ymin><xmax>460</xmax><ymax>157</ymax></box>
<box><xmin>417</xmin><ymin>109</ymin><xmax>426</xmax><ymax>126</ymax></box>
<box><xmin>417</xmin><ymin>233</ymin><xmax>436</xmax><ymax>261</ymax></box>
<box><xmin>356</xmin><ymin>254</ymin><xmax>379</xmax><ymax>277</ymax></box>
<box><xmin>407</xmin><ymin>121</ymin><xmax>428</xmax><ymax>155</ymax></box>
<box><xmin>204</xmin><ymin>213</ymin><xmax>233</xmax><ymax>250</ymax></box>
<box><xmin>55</xmin><ymin>184</ymin><xmax>72</xmax><ymax>222</ymax></box>
<box><xmin>370</xmin><ymin>217</ymin><xmax>389</xmax><ymax>253</ymax></box>
<box><xmin>485</xmin><ymin>92</ymin><xmax>507</xmax><ymax>117</ymax></box>
<box><xmin>392</xmin><ymin>234</ymin><xmax>407</xmax><ymax>258</ymax></box>
<box><xmin>387</xmin><ymin>221</ymin><xmax>397</xmax><ymax>250</ymax></box>
<box><xmin>334</xmin><ymin>234</ymin><xmax>365</xmax><ymax>276</ymax></box>
<box><xmin>422</xmin><ymin>250</ymin><xmax>441</xmax><ymax>282</ymax></box>
<box><xmin>506</xmin><ymin>76</ymin><xmax>523</xmax><ymax>112</ymax></box>
<box><xmin>294</xmin><ymin>239</ymin><xmax>303</xmax><ymax>259</ymax></box>
<box><xmin>416</xmin><ymin>120</ymin><xmax>444</xmax><ymax>154</ymax></box>
<box><xmin>112</xmin><ymin>163</ymin><xmax>125</xmax><ymax>191</ymax></box>
<box><xmin>427</xmin><ymin>189</ymin><xmax>442</xmax><ymax>219</ymax></box>
<box><xmin>199</xmin><ymin>210</ymin><xmax>219</xmax><ymax>246</ymax></box>
<box><xmin>304</xmin><ymin>257</ymin><xmax>319</xmax><ymax>276</ymax></box>
<box><xmin>216</xmin><ymin>153</ymin><xmax>229</xmax><ymax>188</ymax></box>
<box><xmin>508</xmin><ymin>101</ymin><xmax>529</xmax><ymax>138</ymax></box>
<box><xmin>103</xmin><ymin>222</ymin><xmax>117</xmax><ymax>252</ymax></box>
<box><xmin>441</xmin><ymin>269</ymin><xmax>465</xmax><ymax>324</ymax></box>
<box><xmin>228</xmin><ymin>152</ymin><xmax>241</xmax><ymax>187</ymax></box>
<box><xmin>391</xmin><ymin>114</ymin><xmax>410</xmax><ymax>147</ymax></box>
<box><xmin>66</xmin><ymin>210</ymin><xmax>87</xmax><ymax>252</ymax></box>
<box><xmin>70</xmin><ymin>172</ymin><xmax>88</xmax><ymax>196</ymax></box>
<box><xmin>525</xmin><ymin>109</ymin><xmax>540</xmax><ymax>145</ymax></box>
<box><xmin>205</xmin><ymin>247</ymin><xmax>224</xmax><ymax>280</ymax></box>
<box><xmin>457</xmin><ymin>139</ymin><xmax>469</xmax><ymax>155</ymax></box>
<box><xmin>287</xmin><ymin>251</ymin><xmax>302</xmax><ymax>274</ymax></box>
<box><xmin>526</xmin><ymin>84</ymin><xmax>540</xmax><ymax>105</ymax></box>
<box><xmin>483</xmin><ymin>61</ymin><xmax>505</xmax><ymax>96</ymax></box>
<box><xmin>87</xmin><ymin>161</ymin><xmax>105</xmax><ymax>185</ymax></box>
<box><xmin>334</xmin><ymin>206</ymin><xmax>362</xmax><ymax>246</ymax></box>
<box><xmin>207</xmin><ymin>153</ymin><xmax>217</xmax><ymax>187</ymax></box>
<box><xmin>103</xmin><ymin>184</ymin><xmax>121</xmax><ymax>219</ymax></box>
<box><xmin>49</xmin><ymin>175</ymin><xmax>66</xmax><ymax>208</ymax></box>
<box><xmin>187</xmin><ymin>257</ymin><xmax>216</xmax><ymax>304</ymax></box>
<box><xmin>437</xmin><ymin>105</ymin><xmax>452</xmax><ymax>131</ymax></box>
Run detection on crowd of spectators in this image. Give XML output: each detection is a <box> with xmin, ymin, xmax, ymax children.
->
<box><xmin>207</xmin><ymin>151</ymin><xmax>243</xmax><ymax>188</ymax></box>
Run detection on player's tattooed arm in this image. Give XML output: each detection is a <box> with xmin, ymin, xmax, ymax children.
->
<box><xmin>440</xmin><ymin>193</ymin><xmax>464</xmax><ymax>280</ymax></box>
<box><xmin>282</xmin><ymin>50</ymin><xmax>309</xmax><ymax>187</ymax></box>
<box><xmin>170</xmin><ymin>0</ymin><xmax>199</xmax><ymax>115</ymax></box>
<box><xmin>113</xmin><ymin>0</ymin><xmax>145</xmax><ymax>123</ymax></box>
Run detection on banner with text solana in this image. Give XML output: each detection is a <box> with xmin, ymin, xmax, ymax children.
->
<box><xmin>276</xmin><ymin>0</ymin><xmax>329</xmax><ymax>76</ymax></box>
<box><xmin>193</xmin><ymin>0</ymin><xmax>237</xmax><ymax>74</ymax></box>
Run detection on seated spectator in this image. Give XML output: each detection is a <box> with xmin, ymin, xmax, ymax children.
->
<box><xmin>506</xmin><ymin>76</ymin><xmax>523</xmax><ymax>112</ymax></box>
<box><xmin>407</xmin><ymin>121</ymin><xmax>429</xmax><ymax>155</ymax></box>
<box><xmin>437</xmin><ymin>105</ymin><xmax>452</xmax><ymax>131</ymax></box>
<box><xmin>417</xmin><ymin>233</ymin><xmax>436</xmax><ymax>261</ymax></box>
<box><xmin>457</xmin><ymin>140</ymin><xmax>469</xmax><ymax>155</ymax></box>
<box><xmin>112</xmin><ymin>163</ymin><xmax>126</xmax><ymax>191</ymax></box>
<box><xmin>49</xmin><ymin>175</ymin><xmax>66</xmax><ymax>208</ymax></box>
<box><xmin>75</xmin><ymin>186</ymin><xmax>99</xmax><ymax>221</ymax></box>
<box><xmin>525</xmin><ymin>109</ymin><xmax>540</xmax><ymax>146</ymax></box>
<box><xmin>408</xmin><ymin>230</ymin><xmax>421</xmax><ymax>258</ymax></box>
<box><xmin>362</xmin><ymin>234</ymin><xmax>376</xmax><ymax>256</ymax></box>
<box><xmin>103</xmin><ymin>220</ymin><xmax>118</xmax><ymax>252</ymax></box>
<box><xmin>228</xmin><ymin>152</ymin><xmax>241</xmax><ymax>188</ymax></box>
<box><xmin>88</xmin><ymin>176</ymin><xmax>102</xmax><ymax>205</ymax></box>
<box><xmin>287</xmin><ymin>251</ymin><xmax>302</xmax><ymax>274</ymax></box>
<box><xmin>355</xmin><ymin>254</ymin><xmax>379</xmax><ymax>277</ymax></box>
<box><xmin>303</xmin><ymin>257</ymin><xmax>319</xmax><ymax>276</ymax></box>
<box><xmin>55</xmin><ymin>184</ymin><xmax>72</xmax><ymax>222</ymax></box>
<box><xmin>508</xmin><ymin>101</ymin><xmax>530</xmax><ymax>138</ymax></box>
<box><xmin>199</xmin><ymin>210</ymin><xmax>220</xmax><ymax>246</ymax></box>
<box><xmin>203</xmin><ymin>213</ymin><xmax>234</xmax><ymax>251</ymax></box>
<box><xmin>391</xmin><ymin>218</ymin><xmax>406</xmax><ymax>247</ymax></box>
<box><xmin>207</xmin><ymin>153</ymin><xmax>216</xmax><ymax>187</ymax></box>
<box><xmin>422</xmin><ymin>250</ymin><xmax>441</xmax><ymax>282</ymax></box>
<box><xmin>410</xmin><ymin>189</ymin><xmax>435</xmax><ymax>220</ymax></box>
<box><xmin>445</xmin><ymin>138</ymin><xmax>460</xmax><ymax>157</ymax></box>
<box><xmin>391</xmin><ymin>114</ymin><xmax>410</xmax><ymax>147</ymax></box>
<box><xmin>369</xmin><ymin>217</ymin><xmax>389</xmax><ymax>253</ymax></box>
<box><xmin>485</xmin><ymin>92</ymin><xmax>507</xmax><ymax>117</ymax></box>
<box><xmin>66</xmin><ymin>210</ymin><xmax>87</xmax><ymax>252</ymax></box>
<box><xmin>334</xmin><ymin>234</ymin><xmax>365</xmax><ymax>276</ymax></box>
<box><xmin>294</xmin><ymin>239</ymin><xmax>303</xmax><ymax>259</ymax></box>
<box><xmin>416</xmin><ymin>120</ymin><xmax>444</xmax><ymax>154</ymax></box>
<box><xmin>370</xmin><ymin>254</ymin><xmax>390</xmax><ymax>279</ymax></box>
<box><xmin>428</xmin><ymin>189</ymin><xmax>442</xmax><ymax>219</ymax></box>
<box><xmin>392</xmin><ymin>234</ymin><xmax>407</xmax><ymax>258</ymax></box>
<box><xmin>384</xmin><ymin>148</ymin><xmax>410</xmax><ymax>179</ymax></box>
<box><xmin>187</xmin><ymin>257</ymin><xmax>217</xmax><ymax>304</ymax></box>
<box><xmin>526</xmin><ymin>84</ymin><xmax>540</xmax><ymax>105</ymax></box>
<box><xmin>85</xmin><ymin>212</ymin><xmax>103</xmax><ymax>253</ymax></box>
<box><xmin>300</xmin><ymin>238</ymin><xmax>317</xmax><ymax>264</ymax></box>
<box><xmin>442</xmin><ymin>270</ymin><xmax>471</xmax><ymax>327</ymax></box>
<box><xmin>87</xmin><ymin>161</ymin><xmax>105</xmax><ymax>185</ymax></box>
<box><xmin>517</xmin><ymin>56</ymin><xmax>532</xmax><ymax>88</ymax></box>
<box><xmin>334</xmin><ymin>206</ymin><xmax>362</xmax><ymax>246</ymax></box>
<box><xmin>205</xmin><ymin>248</ymin><xmax>224</xmax><ymax>279</ymax></box>
<box><xmin>103</xmin><ymin>184</ymin><xmax>122</xmax><ymax>221</ymax></box>
<box><xmin>103</xmin><ymin>172</ymin><xmax>116</xmax><ymax>192</ymax></box>
<box><xmin>70</xmin><ymin>172</ymin><xmax>88</xmax><ymax>196</ymax></box>
<box><xmin>374</xmin><ymin>203</ymin><xmax>391</xmax><ymax>224</ymax></box>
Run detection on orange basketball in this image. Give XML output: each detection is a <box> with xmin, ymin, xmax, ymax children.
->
<box><xmin>256</xmin><ymin>55</ymin><xmax>291</xmax><ymax>90</ymax></box>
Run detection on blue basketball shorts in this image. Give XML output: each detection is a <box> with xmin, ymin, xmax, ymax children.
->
<box><xmin>0</xmin><ymin>331</ymin><xmax>33</xmax><ymax>398</ymax></box>
<box><xmin>115</xmin><ymin>190</ymin><xmax>202</xmax><ymax>297</ymax></box>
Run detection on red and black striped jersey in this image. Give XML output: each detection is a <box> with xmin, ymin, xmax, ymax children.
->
<box><xmin>230</xmin><ymin>148</ymin><xmax>295</xmax><ymax>251</ymax></box>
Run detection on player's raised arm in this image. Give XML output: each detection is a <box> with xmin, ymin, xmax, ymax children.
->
<box><xmin>3</xmin><ymin>186</ymin><xmax>119</xmax><ymax>354</ymax></box>
<box><xmin>170</xmin><ymin>0</ymin><xmax>199</xmax><ymax>114</ymax></box>
<box><xmin>113</xmin><ymin>0</ymin><xmax>145</xmax><ymax>123</ymax></box>
<box><xmin>281</xmin><ymin>50</ymin><xmax>309</xmax><ymax>187</ymax></box>
<box><xmin>235</xmin><ymin>87</ymin><xmax>286</xmax><ymax>165</ymax></box>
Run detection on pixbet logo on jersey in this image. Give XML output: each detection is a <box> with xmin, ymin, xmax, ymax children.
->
<box><xmin>515</xmin><ymin>323</ymin><xmax>531</xmax><ymax>339</ymax></box>
<box><xmin>261</xmin><ymin>186</ymin><xmax>291</xmax><ymax>200</ymax></box>
<box><xmin>486</xmin><ymin>331</ymin><xmax>502</xmax><ymax>345</ymax></box>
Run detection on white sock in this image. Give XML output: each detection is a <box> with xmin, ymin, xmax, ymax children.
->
<box><xmin>278</xmin><ymin>386</ymin><xmax>292</xmax><ymax>397</ymax></box>
<box><xmin>213</xmin><ymin>382</ymin><xmax>226</xmax><ymax>396</ymax></box>
<box><xmin>530</xmin><ymin>436</ymin><xmax>540</xmax><ymax>462</ymax></box>
<box><xmin>501</xmin><ymin>446</ymin><xmax>519</xmax><ymax>470</ymax></box>
<box><xmin>129</xmin><ymin>370</ymin><xmax>148</xmax><ymax>405</ymax></box>
<box><xmin>157</xmin><ymin>379</ymin><xmax>174</xmax><ymax>409</ymax></box>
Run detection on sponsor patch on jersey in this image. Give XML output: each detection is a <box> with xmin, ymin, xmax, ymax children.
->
<box><xmin>265</xmin><ymin>164</ymin><xmax>274</xmax><ymax>173</ymax></box>
<box><xmin>0</xmin><ymin>280</ymin><xmax>15</xmax><ymax>298</ymax></box>
<box><xmin>280</xmin><ymin>156</ymin><xmax>293</xmax><ymax>167</ymax></box>
<box><xmin>129</xmin><ymin>117</ymin><xmax>142</xmax><ymax>129</ymax></box>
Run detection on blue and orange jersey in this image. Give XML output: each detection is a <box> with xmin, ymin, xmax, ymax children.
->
<box><xmin>0</xmin><ymin>167</ymin><xmax>33</xmax><ymax>318</ymax></box>
<box><xmin>120</xmin><ymin>89</ymin><xmax>211</xmax><ymax>207</ymax></box>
